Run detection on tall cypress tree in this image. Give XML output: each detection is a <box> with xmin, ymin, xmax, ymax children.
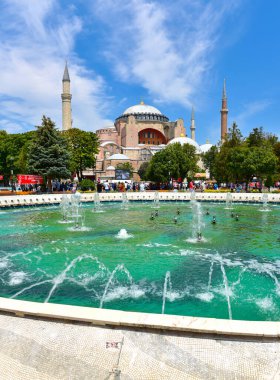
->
<box><xmin>28</xmin><ymin>116</ymin><xmax>71</xmax><ymax>191</ymax></box>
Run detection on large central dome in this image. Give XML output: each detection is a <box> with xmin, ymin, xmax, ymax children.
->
<box><xmin>123</xmin><ymin>103</ymin><xmax>162</xmax><ymax>116</ymax></box>
<box><xmin>116</xmin><ymin>101</ymin><xmax>169</xmax><ymax>122</ymax></box>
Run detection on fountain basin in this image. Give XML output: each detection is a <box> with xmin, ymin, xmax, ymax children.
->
<box><xmin>1</xmin><ymin>194</ymin><xmax>280</xmax><ymax>324</ymax></box>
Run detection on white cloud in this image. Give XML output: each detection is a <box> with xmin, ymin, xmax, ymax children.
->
<box><xmin>92</xmin><ymin>0</ymin><xmax>241</xmax><ymax>108</ymax></box>
<box><xmin>0</xmin><ymin>0</ymin><xmax>111</xmax><ymax>133</ymax></box>
<box><xmin>0</xmin><ymin>0</ymin><xmax>243</xmax><ymax>135</ymax></box>
<box><xmin>230</xmin><ymin>100</ymin><xmax>272</xmax><ymax>132</ymax></box>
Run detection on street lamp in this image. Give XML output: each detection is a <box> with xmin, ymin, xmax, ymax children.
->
<box><xmin>168</xmin><ymin>161</ymin><xmax>172</xmax><ymax>190</ymax></box>
<box><xmin>9</xmin><ymin>156</ymin><xmax>14</xmax><ymax>192</ymax></box>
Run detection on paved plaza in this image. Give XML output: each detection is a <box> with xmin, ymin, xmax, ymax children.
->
<box><xmin>0</xmin><ymin>313</ymin><xmax>279</xmax><ymax>380</ymax></box>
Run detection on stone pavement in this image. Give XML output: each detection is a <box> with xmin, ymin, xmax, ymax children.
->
<box><xmin>0</xmin><ymin>313</ymin><xmax>279</xmax><ymax>380</ymax></box>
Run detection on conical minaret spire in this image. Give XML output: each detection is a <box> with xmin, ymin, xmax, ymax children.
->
<box><xmin>63</xmin><ymin>61</ymin><xmax>70</xmax><ymax>82</ymax></box>
<box><xmin>190</xmin><ymin>106</ymin><xmax>196</xmax><ymax>141</ymax></box>
<box><xmin>61</xmin><ymin>62</ymin><xmax>72</xmax><ymax>131</ymax></box>
<box><xmin>220</xmin><ymin>79</ymin><xmax>228</xmax><ymax>142</ymax></box>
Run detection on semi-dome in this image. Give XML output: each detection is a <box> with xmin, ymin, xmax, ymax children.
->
<box><xmin>200</xmin><ymin>143</ymin><xmax>213</xmax><ymax>153</ymax></box>
<box><xmin>108</xmin><ymin>153</ymin><xmax>129</xmax><ymax>160</ymax></box>
<box><xmin>100</xmin><ymin>141</ymin><xmax>118</xmax><ymax>147</ymax></box>
<box><xmin>123</xmin><ymin>103</ymin><xmax>162</xmax><ymax>116</ymax></box>
<box><xmin>167</xmin><ymin>137</ymin><xmax>201</xmax><ymax>154</ymax></box>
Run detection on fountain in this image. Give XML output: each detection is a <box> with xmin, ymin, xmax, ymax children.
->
<box><xmin>190</xmin><ymin>191</ymin><xmax>196</xmax><ymax>202</ymax></box>
<box><xmin>162</xmin><ymin>271</ymin><xmax>172</xmax><ymax>314</ymax></box>
<box><xmin>207</xmin><ymin>259</ymin><xmax>214</xmax><ymax>292</ymax></box>
<box><xmin>2</xmin><ymin>200</ymin><xmax>280</xmax><ymax>321</ymax></box>
<box><xmin>260</xmin><ymin>193</ymin><xmax>270</xmax><ymax>211</ymax></box>
<box><xmin>152</xmin><ymin>191</ymin><xmax>160</xmax><ymax>209</ymax></box>
<box><xmin>218</xmin><ymin>255</ymin><xmax>232</xmax><ymax>320</ymax></box>
<box><xmin>59</xmin><ymin>194</ymin><xmax>71</xmax><ymax>222</ymax></box>
<box><xmin>225</xmin><ymin>192</ymin><xmax>233</xmax><ymax>209</ymax></box>
<box><xmin>121</xmin><ymin>192</ymin><xmax>129</xmax><ymax>210</ymax></box>
<box><xmin>99</xmin><ymin>264</ymin><xmax>133</xmax><ymax>308</ymax></box>
<box><xmin>70</xmin><ymin>192</ymin><xmax>84</xmax><ymax>229</ymax></box>
<box><xmin>93</xmin><ymin>192</ymin><xmax>103</xmax><ymax>213</ymax></box>
<box><xmin>189</xmin><ymin>200</ymin><xmax>204</xmax><ymax>242</ymax></box>
<box><xmin>116</xmin><ymin>229</ymin><xmax>133</xmax><ymax>239</ymax></box>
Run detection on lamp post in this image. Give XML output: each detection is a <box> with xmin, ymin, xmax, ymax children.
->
<box><xmin>168</xmin><ymin>161</ymin><xmax>172</xmax><ymax>190</ymax></box>
<box><xmin>10</xmin><ymin>156</ymin><xmax>14</xmax><ymax>192</ymax></box>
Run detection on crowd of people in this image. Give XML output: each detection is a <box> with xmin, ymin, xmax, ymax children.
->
<box><xmin>8</xmin><ymin>178</ymin><xmax>278</xmax><ymax>194</ymax></box>
<box><xmin>96</xmin><ymin>180</ymin><xmax>206</xmax><ymax>193</ymax></box>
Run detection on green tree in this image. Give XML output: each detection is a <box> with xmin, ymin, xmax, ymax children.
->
<box><xmin>0</xmin><ymin>131</ymin><xmax>8</xmax><ymax>182</ymax></box>
<box><xmin>116</xmin><ymin>162</ymin><xmax>134</xmax><ymax>178</ymax></box>
<box><xmin>224</xmin><ymin>122</ymin><xmax>244</xmax><ymax>148</ymax></box>
<box><xmin>63</xmin><ymin>128</ymin><xmax>99</xmax><ymax>181</ymax></box>
<box><xmin>138</xmin><ymin>161</ymin><xmax>149</xmax><ymax>180</ymax></box>
<box><xmin>79</xmin><ymin>179</ymin><xmax>95</xmax><ymax>191</ymax></box>
<box><xmin>241</xmin><ymin>146</ymin><xmax>278</xmax><ymax>185</ymax></box>
<box><xmin>247</xmin><ymin>127</ymin><xmax>278</xmax><ymax>148</ymax></box>
<box><xmin>28</xmin><ymin>116</ymin><xmax>71</xmax><ymax>191</ymax></box>
<box><xmin>202</xmin><ymin>146</ymin><xmax>219</xmax><ymax>179</ymax></box>
<box><xmin>145</xmin><ymin>143</ymin><xmax>198</xmax><ymax>182</ymax></box>
<box><xmin>0</xmin><ymin>130</ymin><xmax>35</xmax><ymax>185</ymax></box>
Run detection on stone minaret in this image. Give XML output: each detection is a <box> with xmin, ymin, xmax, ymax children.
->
<box><xmin>220</xmin><ymin>79</ymin><xmax>228</xmax><ymax>142</ymax></box>
<box><xmin>61</xmin><ymin>62</ymin><xmax>72</xmax><ymax>130</ymax></box>
<box><xmin>190</xmin><ymin>106</ymin><xmax>196</xmax><ymax>141</ymax></box>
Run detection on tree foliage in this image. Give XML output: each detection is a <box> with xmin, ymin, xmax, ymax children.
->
<box><xmin>202</xmin><ymin>124</ymin><xmax>279</xmax><ymax>185</ymax></box>
<box><xmin>144</xmin><ymin>143</ymin><xmax>198</xmax><ymax>182</ymax></box>
<box><xmin>79</xmin><ymin>178</ymin><xmax>95</xmax><ymax>191</ymax></box>
<box><xmin>0</xmin><ymin>130</ymin><xmax>35</xmax><ymax>184</ymax></box>
<box><xmin>138</xmin><ymin>161</ymin><xmax>150</xmax><ymax>180</ymax></box>
<box><xmin>116</xmin><ymin>162</ymin><xmax>134</xmax><ymax>178</ymax></box>
<box><xmin>63</xmin><ymin>128</ymin><xmax>99</xmax><ymax>181</ymax></box>
<box><xmin>28</xmin><ymin>116</ymin><xmax>71</xmax><ymax>190</ymax></box>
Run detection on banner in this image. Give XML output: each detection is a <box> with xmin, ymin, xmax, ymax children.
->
<box><xmin>17</xmin><ymin>175</ymin><xmax>44</xmax><ymax>185</ymax></box>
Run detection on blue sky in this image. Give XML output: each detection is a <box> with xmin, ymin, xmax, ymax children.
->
<box><xmin>0</xmin><ymin>0</ymin><xmax>279</xmax><ymax>145</ymax></box>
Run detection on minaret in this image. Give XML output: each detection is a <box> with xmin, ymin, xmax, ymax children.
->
<box><xmin>61</xmin><ymin>62</ymin><xmax>72</xmax><ymax>131</ymax></box>
<box><xmin>220</xmin><ymin>79</ymin><xmax>228</xmax><ymax>142</ymax></box>
<box><xmin>190</xmin><ymin>106</ymin><xmax>196</xmax><ymax>141</ymax></box>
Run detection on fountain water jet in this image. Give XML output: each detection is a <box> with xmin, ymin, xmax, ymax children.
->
<box><xmin>121</xmin><ymin>192</ymin><xmax>129</xmax><ymax>210</ymax></box>
<box><xmin>225</xmin><ymin>192</ymin><xmax>233</xmax><ymax>209</ymax></box>
<box><xmin>207</xmin><ymin>259</ymin><xmax>215</xmax><ymax>292</ymax></box>
<box><xmin>70</xmin><ymin>193</ymin><xmax>84</xmax><ymax>229</ymax></box>
<box><xmin>93</xmin><ymin>192</ymin><xmax>103</xmax><ymax>213</ymax></box>
<box><xmin>260</xmin><ymin>193</ymin><xmax>270</xmax><ymax>212</ymax></box>
<box><xmin>116</xmin><ymin>229</ymin><xmax>133</xmax><ymax>239</ymax></box>
<box><xmin>190</xmin><ymin>191</ymin><xmax>196</xmax><ymax>202</ymax></box>
<box><xmin>100</xmin><ymin>264</ymin><xmax>133</xmax><ymax>308</ymax></box>
<box><xmin>162</xmin><ymin>271</ymin><xmax>172</xmax><ymax>314</ymax></box>
<box><xmin>152</xmin><ymin>191</ymin><xmax>160</xmax><ymax>209</ymax></box>
<box><xmin>218</xmin><ymin>256</ymin><xmax>232</xmax><ymax>320</ymax></box>
<box><xmin>44</xmin><ymin>255</ymin><xmax>107</xmax><ymax>303</ymax></box>
<box><xmin>59</xmin><ymin>194</ymin><xmax>71</xmax><ymax>222</ymax></box>
<box><xmin>189</xmin><ymin>201</ymin><xmax>205</xmax><ymax>242</ymax></box>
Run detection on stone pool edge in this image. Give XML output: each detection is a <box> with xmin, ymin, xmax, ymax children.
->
<box><xmin>0</xmin><ymin>297</ymin><xmax>279</xmax><ymax>338</ymax></box>
<box><xmin>0</xmin><ymin>191</ymin><xmax>280</xmax><ymax>207</ymax></box>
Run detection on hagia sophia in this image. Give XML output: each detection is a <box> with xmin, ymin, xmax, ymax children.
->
<box><xmin>62</xmin><ymin>63</ymin><xmax>228</xmax><ymax>181</ymax></box>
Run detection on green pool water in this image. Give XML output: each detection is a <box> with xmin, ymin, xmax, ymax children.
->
<box><xmin>0</xmin><ymin>200</ymin><xmax>280</xmax><ymax>321</ymax></box>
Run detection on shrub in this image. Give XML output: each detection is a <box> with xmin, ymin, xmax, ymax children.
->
<box><xmin>79</xmin><ymin>179</ymin><xmax>95</xmax><ymax>191</ymax></box>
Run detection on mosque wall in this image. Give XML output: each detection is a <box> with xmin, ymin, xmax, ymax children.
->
<box><xmin>121</xmin><ymin>117</ymin><xmax>138</xmax><ymax>147</ymax></box>
<box><xmin>174</xmin><ymin>119</ymin><xmax>186</xmax><ymax>138</ymax></box>
<box><xmin>96</xmin><ymin>128</ymin><xmax>118</xmax><ymax>143</ymax></box>
<box><xmin>122</xmin><ymin>148</ymin><xmax>141</xmax><ymax>160</ymax></box>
